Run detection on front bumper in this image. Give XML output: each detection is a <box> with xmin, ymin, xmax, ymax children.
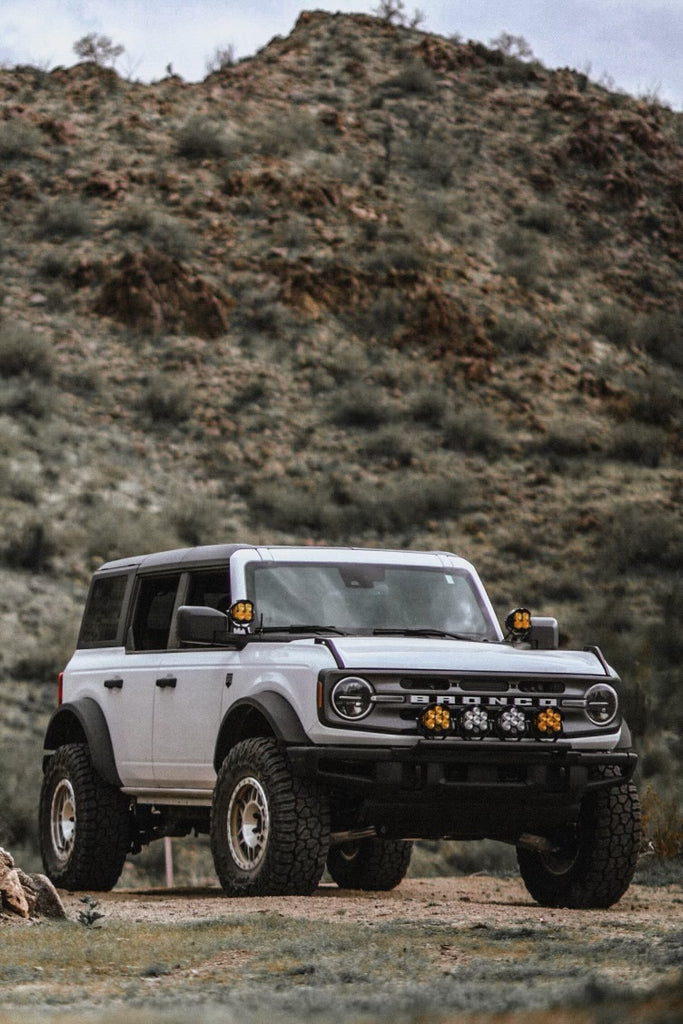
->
<box><xmin>286</xmin><ymin>741</ymin><xmax>638</xmax><ymax>840</ymax></box>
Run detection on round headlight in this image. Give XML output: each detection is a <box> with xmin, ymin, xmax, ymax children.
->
<box><xmin>331</xmin><ymin>677</ymin><xmax>374</xmax><ymax>721</ymax></box>
<box><xmin>584</xmin><ymin>683</ymin><xmax>618</xmax><ymax>726</ymax></box>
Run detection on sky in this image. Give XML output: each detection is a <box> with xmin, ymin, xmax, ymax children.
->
<box><xmin>0</xmin><ymin>1</ymin><xmax>681</xmax><ymax>109</ymax></box>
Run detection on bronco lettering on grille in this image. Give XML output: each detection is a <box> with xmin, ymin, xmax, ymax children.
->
<box><xmin>409</xmin><ymin>694</ymin><xmax>559</xmax><ymax>707</ymax></box>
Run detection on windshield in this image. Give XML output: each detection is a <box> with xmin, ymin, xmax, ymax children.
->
<box><xmin>246</xmin><ymin>562</ymin><xmax>496</xmax><ymax>639</ymax></box>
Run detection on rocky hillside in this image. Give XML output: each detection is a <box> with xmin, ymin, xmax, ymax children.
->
<box><xmin>0</xmin><ymin>10</ymin><xmax>681</xmax><ymax>840</ymax></box>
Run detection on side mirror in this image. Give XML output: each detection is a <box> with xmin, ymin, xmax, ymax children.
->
<box><xmin>529</xmin><ymin>616</ymin><xmax>559</xmax><ymax>650</ymax></box>
<box><xmin>176</xmin><ymin>606</ymin><xmax>229</xmax><ymax>645</ymax></box>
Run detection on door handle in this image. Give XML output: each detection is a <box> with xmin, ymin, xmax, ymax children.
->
<box><xmin>104</xmin><ymin>678</ymin><xmax>123</xmax><ymax>690</ymax></box>
<box><xmin>156</xmin><ymin>676</ymin><xmax>177</xmax><ymax>689</ymax></box>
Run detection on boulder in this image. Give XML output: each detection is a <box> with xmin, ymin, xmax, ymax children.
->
<box><xmin>0</xmin><ymin>847</ymin><xmax>67</xmax><ymax>920</ymax></box>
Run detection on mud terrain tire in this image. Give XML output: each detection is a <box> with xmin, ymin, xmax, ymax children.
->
<box><xmin>327</xmin><ymin>838</ymin><xmax>413</xmax><ymax>891</ymax></box>
<box><xmin>517</xmin><ymin>767</ymin><xmax>641</xmax><ymax>908</ymax></box>
<box><xmin>39</xmin><ymin>743</ymin><xmax>131</xmax><ymax>891</ymax></box>
<box><xmin>211</xmin><ymin>737</ymin><xmax>330</xmax><ymax>897</ymax></box>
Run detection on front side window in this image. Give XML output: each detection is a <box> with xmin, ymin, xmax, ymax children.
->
<box><xmin>246</xmin><ymin>563</ymin><xmax>496</xmax><ymax>639</ymax></box>
<box><xmin>130</xmin><ymin>574</ymin><xmax>181</xmax><ymax>651</ymax></box>
<box><xmin>79</xmin><ymin>573</ymin><xmax>130</xmax><ymax>647</ymax></box>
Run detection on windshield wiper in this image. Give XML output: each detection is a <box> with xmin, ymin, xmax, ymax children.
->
<box><xmin>372</xmin><ymin>627</ymin><xmax>483</xmax><ymax>642</ymax></box>
<box><xmin>258</xmin><ymin>625</ymin><xmax>349</xmax><ymax>636</ymax></box>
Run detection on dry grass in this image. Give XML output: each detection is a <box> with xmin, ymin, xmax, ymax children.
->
<box><xmin>1</xmin><ymin>879</ymin><xmax>682</xmax><ymax>1024</ymax></box>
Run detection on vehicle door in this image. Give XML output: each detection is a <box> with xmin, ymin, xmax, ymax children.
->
<box><xmin>104</xmin><ymin>571</ymin><xmax>182</xmax><ymax>788</ymax></box>
<box><xmin>152</xmin><ymin>568</ymin><xmax>237</xmax><ymax>789</ymax></box>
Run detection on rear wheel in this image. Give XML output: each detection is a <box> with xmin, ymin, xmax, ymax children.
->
<box><xmin>327</xmin><ymin>838</ymin><xmax>413</xmax><ymax>891</ymax></box>
<box><xmin>211</xmin><ymin>737</ymin><xmax>329</xmax><ymax>896</ymax></box>
<box><xmin>517</xmin><ymin>768</ymin><xmax>641</xmax><ymax>909</ymax></box>
<box><xmin>39</xmin><ymin>743</ymin><xmax>131</xmax><ymax>891</ymax></box>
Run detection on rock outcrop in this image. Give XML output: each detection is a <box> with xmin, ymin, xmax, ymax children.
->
<box><xmin>0</xmin><ymin>847</ymin><xmax>67</xmax><ymax>921</ymax></box>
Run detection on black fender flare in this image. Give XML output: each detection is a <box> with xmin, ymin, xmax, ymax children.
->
<box><xmin>43</xmin><ymin>698</ymin><xmax>122</xmax><ymax>787</ymax></box>
<box><xmin>214</xmin><ymin>693</ymin><xmax>309</xmax><ymax>772</ymax></box>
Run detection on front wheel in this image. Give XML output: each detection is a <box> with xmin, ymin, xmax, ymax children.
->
<box><xmin>517</xmin><ymin>768</ymin><xmax>641</xmax><ymax>909</ymax></box>
<box><xmin>39</xmin><ymin>743</ymin><xmax>131</xmax><ymax>891</ymax></box>
<box><xmin>327</xmin><ymin>838</ymin><xmax>413</xmax><ymax>891</ymax></box>
<box><xmin>211</xmin><ymin>737</ymin><xmax>330</xmax><ymax>896</ymax></box>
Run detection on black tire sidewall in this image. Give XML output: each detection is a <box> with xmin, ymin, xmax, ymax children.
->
<box><xmin>39</xmin><ymin>743</ymin><xmax>131</xmax><ymax>891</ymax></box>
<box><xmin>211</xmin><ymin>737</ymin><xmax>329</xmax><ymax>897</ymax></box>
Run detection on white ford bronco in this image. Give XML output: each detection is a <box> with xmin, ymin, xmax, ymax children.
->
<box><xmin>40</xmin><ymin>544</ymin><xmax>641</xmax><ymax>907</ymax></box>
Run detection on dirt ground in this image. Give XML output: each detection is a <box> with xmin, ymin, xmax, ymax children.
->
<box><xmin>61</xmin><ymin>874</ymin><xmax>683</xmax><ymax>933</ymax></box>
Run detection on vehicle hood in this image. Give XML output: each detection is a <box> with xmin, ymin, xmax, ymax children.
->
<box><xmin>323</xmin><ymin>636</ymin><xmax>610</xmax><ymax>677</ymax></box>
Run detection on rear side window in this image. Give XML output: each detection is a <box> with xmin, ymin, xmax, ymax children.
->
<box><xmin>78</xmin><ymin>573</ymin><xmax>130</xmax><ymax>647</ymax></box>
<box><xmin>130</xmin><ymin>574</ymin><xmax>182</xmax><ymax>651</ymax></box>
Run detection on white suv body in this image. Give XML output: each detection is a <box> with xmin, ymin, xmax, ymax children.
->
<box><xmin>39</xmin><ymin>544</ymin><xmax>641</xmax><ymax>908</ymax></box>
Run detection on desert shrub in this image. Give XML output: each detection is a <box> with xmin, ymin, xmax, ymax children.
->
<box><xmin>0</xmin><ymin>378</ymin><xmax>54</xmax><ymax>419</ymax></box>
<box><xmin>597</xmin><ymin>503</ymin><xmax>683</xmax><ymax>573</ymax></box>
<box><xmin>518</xmin><ymin>201</ymin><xmax>565</xmax><ymax>235</ymax></box>
<box><xmin>0</xmin><ymin>120</ymin><xmax>43</xmax><ymax>160</ymax></box>
<box><xmin>352</xmin><ymin>288</ymin><xmax>407</xmax><ymax>341</ymax></box>
<box><xmin>84</xmin><ymin>504</ymin><xmax>180</xmax><ymax>563</ymax></box>
<box><xmin>114</xmin><ymin>206</ymin><xmax>194</xmax><ymax>255</ymax></box>
<box><xmin>609</xmin><ymin>421</ymin><xmax>668</xmax><ymax>467</ymax></box>
<box><xmin>205</xmin><ymin>44</ymin><xmax>236</xmax><ymax>74</ymax></box>
<box><xmin>442</xmin><ymin>407</ymin><xmax>501</xmax><ymax>456</ymax></box>
<box><xmin>169</xmin><ymin>495</ymin><xmax>225</xmax><ymax>547</ymax></box>
<box><xmin>635</xmin><ymin>311</ymin><xmax>683</xmax><ymax>368</ymax></box>
<box><xmin>252</xmin><ymin>473</ymin><xmax>474</xmax><ymax>537</ymax></box>
<box><xmin>2</xmin><ymin>518</ymin><xmax>56</xmax><ymax>572</ymax></box>
<box><xmin>640</xmin><ymin>786</ymin><xmax>683</xmax><ymax>859</ymax></box>
<box><xmin>536</xmin><ymin>417</ymin><xmax>598</xmax><ymax>457</ymax></box>
<box><xmin>411</xmin><ymin>839</ymin><xmax>517</xmax><ymax>877</ymax></box>
<box><xmin>489</xmin><ymin>311</ymin><xmax>547</xmax><ymax>354</ymax></box>
<box><xmin>331</xmin><ymin>384</ymin><xmax>397</xmax><ymax>428</ymax></box>
<box><xmin>0</xmin><ymin>738</ymin><xmax>43</xmax><ymax>865</ymax></box>
<box><xmin>0</xmin><ymin>324</ymin><xmax>54</xmax><ymax>380</ymax></box>
<box><xmin>253</xmin><ymin>110</ymin><xmax>321</xmax><ymax>157</ymax></box>
<box><xmin>410</xmin><ymin>385</ymin><xmax>448</xmax><ymax>425</ymax></box>
<box><xmin>362</xmin><ymin>425</ymin><xmax>415</xmax><ymax>465</ymax></box>
<box><xmin>37</xmin><ymin>198</ymin><xmax>92</xmax><ymax>240</ymax></box>
<box><xmin>392</xmin><ymin>59</ymin><xmax>437</xmax><ymax>95</ymax></box>
<box><xmin>618</xmin><ymin>370</ymin><xmax>682</xmax><ymax>427</ymax></box>
<box><xmin>497</xmin><ymin>228</ymin><xmax>543</xmax><ymax>289</ymax></box>
<box><xmin>363</xmin><ymin>239</ymin><xmax>425</xmax><ymax>274</ymax></box>
<box><xmin>37</xmin><ymin>252</ymin><xmax>72</xmax><ymax>280</ymax></box>
<box><xmin>405</xmin><ymin>133</ymin><xmax>456</xmax><ymax>187</ymax></box>
<box><xmin>175</xmin><ymin>116</ymin><xmax>233</xmax><ymax>159</ymax></box>
<box><xmin>592</xmin><ymin>304</ymin><xmax>633</xmax><ymax>347</ymax></box>
<box><xmin>141</xmin><ymin>374</ymin><xmax>193</xmax><ymax>424</ymax></box>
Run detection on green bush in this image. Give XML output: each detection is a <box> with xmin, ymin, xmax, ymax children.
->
<box><xmin>592</xmin><ymin>304</ymin><xmax>632</xmax><ymax>347</ymax></box>
<box><xmin>362</xmin><ymin>425</ymin><xmax>415</xmax><ymax>465</ymax></box>
<box><xmin>175</xmin><ymin>116</ymin><xmax>233</xmax><ymax>159</ymax></box>
<box><xmin>489</xmin><ymin>311</ymin><xmax>547</xmax><ymax>354</ymax></box>
<box><xmin>0</xmin><ymin>324</ymin><xmax>54</xmax><ymax>381</ymax></box>
<box><xmin>518</xmin><ymin>201</ymin><xmax>565</xmax><ymax>235</ymax></box>
<box><xmin>142</xmin><ymin>374</ymin><xmax>193</xmax><ymax>424</ymax></box>
<box><xmin>537</xmin><ymin>418</ymin><xmax>597</xmax><ymax>457</ymax></box>
<box><xmin>0</xmin><ymin>120</ymin><xmax>42</xmax><ymax>160</ymax></box>
<box><xmin>497</xmin><ymin>228</ymin><xmax>543</xmax><ymax>289</ymax></box>
<box><xmin>609</xmin><ymin>421</ymin><xmax>668</xmax><ymax>467</ymax></box>
<box><xmin>2</xmin><ymin>518</ymin><xmax>56</xmax><ymax>572</ymax></box>
<box><xmin>442</xmin><ymin>407</ymin><xmax>501</xmax><ymax>456</ymax></box>
<box><xmin>252</xmin><ymin>472</ymin><xmax>474</xmax><ymax>537</ymax></box>
<box><xmin>331</xmin><ymin>384</ymin><xmax>397</xmax><ymax>428</ymax></box>
<box><xmin>253</xmin><ymin>110</ymin><xmax>321</xmax><ymax>158</ymax></box>
<box><xmin>635</xmin><ymin>311</ymin><xmax>683</xmax><ymax>368</ymax></box>
<box><xmin>597</xmin><ymin>503</ymin><xmax>683</xmax><ymax>573</ymax></box>
<box><xmin>37</xmin><ymin>199</ymin><xmax>92</xmax><ymax>240</ymax></box>
<box><xmin>409</xmin><ymin>385</ymin><xmax>448</xmax><ymax>425</ymax></box>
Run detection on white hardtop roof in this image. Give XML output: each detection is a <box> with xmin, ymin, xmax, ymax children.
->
<box><xmin>95</xmin><ymin>544</ymin><xmax>475</xmax><ymax>575</ymax></box>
